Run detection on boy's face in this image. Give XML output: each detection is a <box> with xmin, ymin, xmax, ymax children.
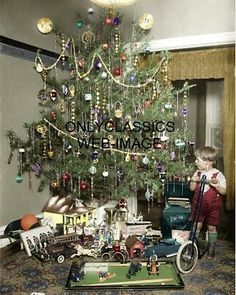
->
<box><xmin>195</xmin><ymin>157</ymin><xmax>211</xmax><ymax>171</ymax></box>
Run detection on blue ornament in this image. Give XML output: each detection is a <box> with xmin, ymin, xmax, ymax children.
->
<box><xmin>182</xmin><ymin>107</ymin><xmax>187</xmax><ymax>116</ymax></box>
<box><xmin>112</xmin><ymin>17</ymin><xmax>121</xmax><ymax>26</ymax></box>
<box><xmin>94</xmin><ymin>60</ymin><xmax>102</xmax><ymax>70</ymax></box>
<box><xmin>130</xmin><ymin>73</ymin><xmax>136</xmax><ymax>82</ymax></box>
<box><xmin>76</xmin><ymin>20</ymin><xmax>85</xmax><ymax>29</ymax></box>
<box><xmin>156</xmin><ymin>162</ymin><xmax>162</xmax><ymax>173</ymax></box>
<box><xmin>92</xmin><ymin>150</ymin><xmax>99</xmax><ymax>160</ymax></box>
<box><xmin>16</xmin><ymin>175</ymin><xmax>23</xmax><ymax>183</ymax></box>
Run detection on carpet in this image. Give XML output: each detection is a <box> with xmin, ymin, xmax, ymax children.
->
<box><xmin>0</xmin><ymin>239</ymin><xmax>235</xmax><ymax>295</ymax></box>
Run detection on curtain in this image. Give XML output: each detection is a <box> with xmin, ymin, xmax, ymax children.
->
<box><xmin>166</xmin><ymin>47</ymin><xmax>235</xmax><ymax>209</ymax></box>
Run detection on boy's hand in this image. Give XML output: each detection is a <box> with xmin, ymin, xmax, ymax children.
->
<box><xmin>191</xmin><ymin>176</ymin><xmax>200</xmax><ymax>183</ymax></box>
<box><xmin>209</xmin><ymin>178</ymin><xmax>219</xmax><ymax>188</ymax></box>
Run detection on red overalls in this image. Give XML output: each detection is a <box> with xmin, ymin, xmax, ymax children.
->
<box><xmin>190</xmin><ymin>172</ymin><xmax>222</xmax><ymax>226</ymax></box>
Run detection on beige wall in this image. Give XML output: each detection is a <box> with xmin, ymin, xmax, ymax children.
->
<box><xmin>0</xmin><ymin>54</ymin><xmax>50</xmax><ymax>225</ymax></box>
<box><xmin>0</xmin><ymin>0</ymin><xmax>234</xmax><ymax>226</ymax></box>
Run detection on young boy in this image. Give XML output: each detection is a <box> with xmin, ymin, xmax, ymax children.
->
<box><xmin>189</xmin><ymin>146</ymin><xmax>226</xmax><ymax>259</ymax></box>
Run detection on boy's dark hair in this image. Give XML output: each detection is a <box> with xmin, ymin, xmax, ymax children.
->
<box><xmin>194</xmin><ymin>146</ymin><xmax>217</xmax><ymax>163</ymax></box>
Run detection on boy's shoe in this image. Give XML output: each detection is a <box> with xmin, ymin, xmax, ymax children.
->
<box><xmin>207</xmin><ymin>242</ymin><xmax>216</xmax><ymax>259</ymax></box>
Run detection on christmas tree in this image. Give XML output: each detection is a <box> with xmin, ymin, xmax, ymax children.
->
<box><xmin>7</xmin><ymin>6</ymin><xmax>194</xmax><ymax>206</ymax></box>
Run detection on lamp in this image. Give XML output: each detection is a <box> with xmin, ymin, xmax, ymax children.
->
<box><xmin>90</xmin><ymin>0</ymin><xmax>138</xmax><ymax>9</ymax></box>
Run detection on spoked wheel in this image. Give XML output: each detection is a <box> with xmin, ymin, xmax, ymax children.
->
<box><xmin>102</xmin><ymin>252</ymin><xmax>111</xmax><ymax>261</ymax></box>
<box><xmin>176</xmin><ymin>240</ymin><xmax>198</xmax><ymax>273</ymax></box>
<box><xmin>113</xmin><ymin>252</ymin><xmax>125</xmax><ymax>263</ymax></box>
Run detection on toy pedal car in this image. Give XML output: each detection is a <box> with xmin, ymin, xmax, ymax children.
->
<box><xmin>126</xmin><ymin>261</ymin><xmax>142</xmax><ymax>279</ymax></box>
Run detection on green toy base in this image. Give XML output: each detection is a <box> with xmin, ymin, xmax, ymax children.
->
<box><xmin>65</xmin><ymin>260</ymin><xmax>184</xmax><ymax>290</ymax></box>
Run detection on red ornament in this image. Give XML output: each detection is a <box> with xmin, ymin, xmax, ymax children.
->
<box><xmin>104</xmin><ymin>17</ymin><xmax>112</xmax><ymax>25</ymax></box>
<box><xmin>79</xmin><ymin>180</ymin><xmax>89</xmax><ymax>191</ymax></box>
<box><xmin>62</xmin><ymin>172</ymin><xmax>71</xmax><ymax>182</ymax></box>
<box><xmin>78</xmin><ymin>58</ymin><xmax>85</xmax><ymax>68</ymax></box>
<box><xmin>144</xmin><ymin>100</ymin><xmax>152</xmax><ymax>108</ymax></box>
<box><xmin>50</xmin><ymin>111</ymin><xmax>57</xmax><ymax>120</ymax></box>
<box><xmin>21</xmin><ymin>213</ymin><xmax>38</xmax><ymax>231</ymax></box>
<box><xmin>113</xmin><ymin>67</ymin><xmax>122</xmax><ymax>76</ymax></box>
<box><xmin>120</xmin><ymin>54</ymin><xmax>126</xmax><ymax>62</ymax></box>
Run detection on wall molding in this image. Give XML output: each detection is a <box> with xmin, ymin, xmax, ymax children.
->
<box><xmin>144</xmin><ymin>31</ymin><xmax>235</xmax><ymax>52</ymax></box>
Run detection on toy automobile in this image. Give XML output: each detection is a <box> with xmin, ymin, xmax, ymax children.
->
<box><xmin>45</xmin><ymin>243</ymin><xmax>77</xmax><ymax>263</ymax></box>
<box><xmin>126</xmin><ymin>261</ymin><xmax>142</xmax><ymax>279</ymax></box>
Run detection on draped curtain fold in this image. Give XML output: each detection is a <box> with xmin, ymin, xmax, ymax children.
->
<box><xmin>166</xmin><ymin>47</ymin><xmax>235</xmax><ymax>209</ymax></box>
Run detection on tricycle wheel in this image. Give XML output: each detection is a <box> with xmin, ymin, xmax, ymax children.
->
<box><xmin>176</xmin><ymin>240</ymin><xmax>198</xmax><ymax>273</ymax></box>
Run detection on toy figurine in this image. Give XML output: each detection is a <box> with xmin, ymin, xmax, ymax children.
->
<box><xmin>113</xmin><ymin>240</ymin><xmax>121</xmax><ymax>253</ymax></box>
<box><xmin>146</xmin><ymin>255</ymin><xmax>159</xmax><ymax>275</ymax></box>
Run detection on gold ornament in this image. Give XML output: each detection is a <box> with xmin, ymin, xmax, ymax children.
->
<box><xmin>82</xmin><ymin>31</ymin><xmax>95</xmax><ymax>46</ymax></box>
<box><xmin>138</xmin><ymin>13</ymin><xmax>154</xmax><ymax>30</ymax></box>
<box><xmin>37</xmin><ymin>17</ymin><xmax>53</xmax><ymax>34</ymax></box>
<box><xmin>36</xmin><ymin>124</ymin><xmax>47</xmax><ymax>134</ymax></box>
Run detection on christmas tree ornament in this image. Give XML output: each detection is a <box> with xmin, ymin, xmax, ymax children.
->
<box><xmin>62</xmin><ymin>84</ymin><xmax>68</xmax><ymax>96</ymax></box>
<box><xmin>89</xmin><ymin>165</ymin><xmax>97</xmax><ymax>174</ymax></box>
<box><xmin>101</xmin><ymin>71</ymin><xmax>108</xmax><ymax>79</ymax></box>
<box><xmin>85</xmin><ymin>93</ymin><xmax>92</xmax><ymax>101</ymax></box>
<box><xmin>102</xmin><ymin>168</ymin><xmax>109</xmax><ymax>177</ymax></box>
<box><xmin>144</xmin><ymin>99</ymin><xmax>151</xmax><ymax>108</ymax></box>
<box><xmin>104</xmin><ymin>17</ymin><xmax>112</xmax><ymax>25</ymax></box>
<box><xmin>38</xmin><ymin>90</ymin><xmax>49</xmax><ymax>105</ymax></box>
<box><xmin>142</xmin><ymin>155</ymin><xmax>149</xmax><ymax>164</ymax></box>
<box><xmin>37</xmin><ymin>17</ymin><xmax>53</xmax><ymax>34</ymax></box>
<box><xmin>165</xmin><ymin>103</ymin><xmax>172</xmax><ymax>109</ymax></box>
<box><xmin>76</xmin><ymin>19</ymin><xmax>85</xmax><ymax>29</ymax></box>
<box><xmin>35</xmin><ymin>61</ymin><xmax>43</xmax><ymax>73</ymax></box>
<box><xmin>114</xmin><ymin>101</ymin><xmax>123</xmax><ymax>118</ymax></box>
<box><xmin>61</xmin><ymin>36</ymin><xmax>66</xmax><ymax>65</ymax></box>
<box><xmin>79</xmin><ymin>180</ymin><xmax>89</xmax><ymax>191</ymax></box>
<box><xmin>94</xmin><ymin>60</ymin><xmax>102</xmax><ymax>70</ymax></box>
<box><xmin>58</xmin><ymin>100</ymin><xmax>65</xmax><ymax>113</ymax></box>
<box><xmin>138</xmin><ymin>13</ymin><xmax>154</xmax><ymax>30</ymax></box>
<box><xmin>16</xmin><ymin>175</ymin><xmax>23</xmax><ymax>183</ymax></box>
<box><xmin>50</xmin><ymin>88</ymin><xmax>57</xmax><ymax>101</ymax></box>
<box><xmin>87</xmin><ymin>7</ymin><xmax>94</xmax><ymax>14</ymax></box>
<box><xmin>120</xmin><ymin>53</ymin><xmax>126</xmax><ymax>62</ymax></box>
<box><xmin>47</xmin><ymin>150</ymin><xmax>54</xmax><ymax>158</ymax></box>
<box><xmin>91</xmin><ymin>150</ymin><xmax>99</xmax><ymax>160</ymax></box>
<box><xmin>82</xmin><ymin>31</ymin><xmax>95</xmax><ymax>47</ymax></box>
<box><xmin>51</xmin><ymin>180</ymin><xmax>59</xmax><ymax>189</ymax></box>
<box><xmin>102</xmin><ymin>43</ymin><xmax>109</xmax><ymax>50</ymax></box>
<box><xmin>125</xmin><ymin>152</ymin><xmax>131</xmax><ymax>162</ymax></box>
<box><xmin>50</xmin><ymin>111</ymin><xmax>57</xmax><ymax>120</ymax></box>
<box><xmin>113</xmin><ymin>27</ymin><xmax>120</xmax><ymax>54</ymax></box>
<box><xmin>78</xmin><ymin>58</ymin><xmax>85</xmax><ymax>68</ymax></box>
<box><xmin>113</xmin><ymin>67</ymin><xmax>122</xmax><ymax>76</ymax></box>
<box><xmin>156</xmin><ymin>162</ymin><xmax>163</xmax><ymax>173</ymax></box>
<box><xmin>31</xmin><ymin>162</ymin><xmax>41</xmax><ymax>176</ymax></box>
<box><xmin>175</xmin><ymin>139</ymin><xmax>186</xmax><ymax>148</ymax></box>
<box><xmin>160</xmin><ymin>131</ymin><xmax>169</xmax><ymax>142</ymax></box>
<box><xmin>69</xmin><ymin>84</ymin><xmax>75</xmax><ymax>97</ymax></box>
<box><xmin>62</xmin><ymin>172</ymin><xmax>71</xmax><ymax>182</ymax></box>
<box><xmin>112</xmin><ymin>17</ymin><xmax>121</xmax><ymax>26</ymax></box>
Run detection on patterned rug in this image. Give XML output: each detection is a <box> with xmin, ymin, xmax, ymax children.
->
<box><xmin>0</xmin><ymin>239</ymin><xmax>234</xmax><ymax>295</ymax></box>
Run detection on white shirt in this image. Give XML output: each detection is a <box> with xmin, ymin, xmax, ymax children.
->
<box><xmin>192</xmin><ymin>168</ymin><xmax>226</xmax><ymax>193</ymax></box>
